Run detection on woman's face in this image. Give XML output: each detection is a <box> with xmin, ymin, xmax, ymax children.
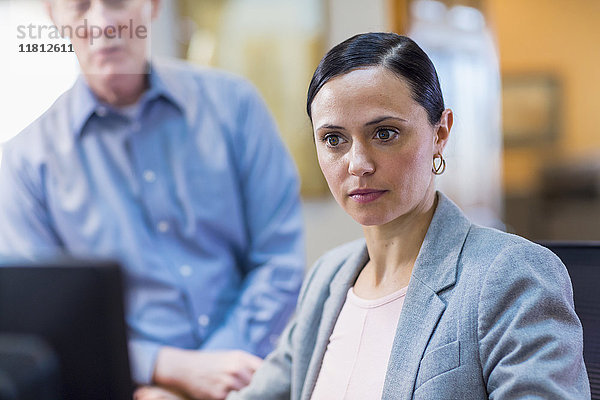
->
<box><xmin>311</xmin><ymin>66</ymin><xmax>451</xmax><ymax>226</ymax></box>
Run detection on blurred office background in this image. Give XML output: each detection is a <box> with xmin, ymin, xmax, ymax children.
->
<box><xmin>1</xmin><ymin>0</ymin><xmax>599</xmax><ymax>266</ymax></box>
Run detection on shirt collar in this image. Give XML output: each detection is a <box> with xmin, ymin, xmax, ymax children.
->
<box><xmin>70</xmin><ymin>62</ymin><xmax>187</xmax><ymax>138</ymax></box>
<box><xmin>145</xmin><ymin>62</ymin><xmax>187</xmax><ymax>114</ymax></box>
<box><xmin>70</xmin><ymin>76</ymin><xmax>98</xmax><ymax>137</ymax></box>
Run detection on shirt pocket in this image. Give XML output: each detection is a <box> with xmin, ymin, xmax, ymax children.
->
<box><xmin>415</xmin><ymin>340</ymin><xmax>461</xmax><ymax>390</ymax></box>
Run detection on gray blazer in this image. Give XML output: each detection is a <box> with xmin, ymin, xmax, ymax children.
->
<box><xmin>229</xmin><ymin>193</ymin><xmax>590</xmax><ymax>399</ymax></box>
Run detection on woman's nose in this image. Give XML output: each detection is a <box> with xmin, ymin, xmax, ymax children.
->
<box><xmin>347</xmin><ymin>143</ymin><xmax>375</xmax><ymax>176</ymax></box>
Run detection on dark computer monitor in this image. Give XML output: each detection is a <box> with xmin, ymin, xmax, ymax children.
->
<box><xmin>0</xmin><ymin>259</ymin><xmax>133</xmax><ymax>400</ymax></box>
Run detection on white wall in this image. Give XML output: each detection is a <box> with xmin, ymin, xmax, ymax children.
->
<box><xmin>0</xmin><ymin>0</ymin><xmax>78</xmax><ymax>147</ymax></box>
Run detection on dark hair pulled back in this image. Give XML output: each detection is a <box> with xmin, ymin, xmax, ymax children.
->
<box><xmin>307</xmin><ymin>32</ymin><xmax>445</xmax><ymax>126</ymax></box>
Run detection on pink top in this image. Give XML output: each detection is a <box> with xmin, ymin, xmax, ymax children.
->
<box><xmin>311</xmin><ymin>285</ymin><xmax>408</xmax><ymax>400</ymax></box>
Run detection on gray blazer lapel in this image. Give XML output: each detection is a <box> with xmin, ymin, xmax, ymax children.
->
<box><xmin>382</xmin><ymin>193</ymin><xmax>471</xmax><ymax>399</ymax></box>
<box><xmin>300</xmin><ymin>245</ymin><xmax>369</xmax><ymax>400</ymax></box>
<box><xmin>382</xmin><ymin>281</ymin><xmax>446</xmax><ymax>399</ymax></box>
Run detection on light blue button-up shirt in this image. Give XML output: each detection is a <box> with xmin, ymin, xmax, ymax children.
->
<box><xmin>0</xmin><ymin>60</ymin><xmax>305</xmax><ymax>384</ymax></box>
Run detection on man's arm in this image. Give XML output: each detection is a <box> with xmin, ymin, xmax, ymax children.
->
<box><xmin>199</xmin><ymin>81</ymin><xmax>305</xmax><ymax>356</ymax></box>
<box><xmin>226</xmin><ymin>252</ymin><xmax>327</xmax><ymax>400</ymax></box>
<box><xmin>0</xmin><ymin>140</ymin><xmax>63</xmax><ymax>258</ymax></box>
<box><xmin>151</xmin><ymin>80</ymin><xmax>304</xmax><ymax>400</ymax></box>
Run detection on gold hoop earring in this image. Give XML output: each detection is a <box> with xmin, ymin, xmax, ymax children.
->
<box><xmin>432</xmin><ymin>153</ymin><xmax>446</xmax><ymax>175</ymax></box>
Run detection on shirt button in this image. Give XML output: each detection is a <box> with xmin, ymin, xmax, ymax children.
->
<box><xmin>269</xmin><ymin>335</ymin><xmax>279</xmax><ymax>346</ymax></box>
<box><xmin>157</xmin><ymin>220</ymin><xmax>169</xmax><ymax>233</ymax></box>
<box><xmin>96</xmin><ymin>106</ymin><xmax>108</xmax><ymax>117</ymax></box>
<box><xmin>198</xmin><ymin>314</ymin><xmax>210</xmax><ymax>327</ymax></box>
<box><xmin>179</xmin><ymin>264</ymin><xmax>192</xmax><ymax>277</ymax></box>
<box><xmin>143</xmin><ymin>170</ymin><xmax>156</xmax><ymax>183</ymax></box>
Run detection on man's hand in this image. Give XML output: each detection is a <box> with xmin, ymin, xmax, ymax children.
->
<box><xmin>134</xmin><ymin>386</ymin><xmax>189</xmax><ymax>400</ymax></box>
<box><xmin>152</xmin><ymin>347</ymin><xmax>263</xmax><ymax>400</ymax></box>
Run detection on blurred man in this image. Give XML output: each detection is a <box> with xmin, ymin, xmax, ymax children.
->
<box><xmin>0</xmin><ymin>1</ymin><xmax>304</xmax><ymax>399</ymax></box>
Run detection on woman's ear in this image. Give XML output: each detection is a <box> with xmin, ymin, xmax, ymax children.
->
<box><xmin>434</xmin><ymin>109</ymin><xmax>453</xmax><ymax>153</ymax></box>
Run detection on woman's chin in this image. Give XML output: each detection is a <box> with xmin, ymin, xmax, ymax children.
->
<box><xmin>346</xmin><ymin>210</ymin><xmax>393</xmax><ymax>227</ymax></box>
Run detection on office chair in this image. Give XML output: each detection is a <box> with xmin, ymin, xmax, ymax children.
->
<box><xmin>541</xmin><ymin>242</ymin><xmax>600</xmax><ymax>399</ymax></box>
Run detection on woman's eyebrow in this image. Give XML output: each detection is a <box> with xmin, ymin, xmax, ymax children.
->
<box><xmin>365</xmin><ymin>116</ymin><xmax>408</xmax><ymax>126</ymax></box>
<box><xmin>316</xmin><ymin>123</ymin><xmax>345</xmax><ymax>131</ymax></box>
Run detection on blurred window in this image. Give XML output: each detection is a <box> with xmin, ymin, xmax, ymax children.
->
<box><xmin>0</xmin><ymin>0</ymin><xmax>79</xmax><ymax>150</ymax></box>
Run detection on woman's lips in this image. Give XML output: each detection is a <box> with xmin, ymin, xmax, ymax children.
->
<box><xmin>348</xmin><ymin>189</ymin><xmax>387</xmax><ymax>204</ymax></box>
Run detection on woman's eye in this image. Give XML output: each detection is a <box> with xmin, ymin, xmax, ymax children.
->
<box><xmin>326</xmin><ymin>135</ymin><xmax>341</xmax><ymax>147</ymax></box>
<box><xmin>376</xmin><ymin>129</ymin><xmax>395</xmax><ymax>141</ymax></box>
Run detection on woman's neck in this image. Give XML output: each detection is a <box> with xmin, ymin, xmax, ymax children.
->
<box><xmin>354</xmin><ymin>192</ymin><xmax>438</xmax><ymax>299</ymax></box>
